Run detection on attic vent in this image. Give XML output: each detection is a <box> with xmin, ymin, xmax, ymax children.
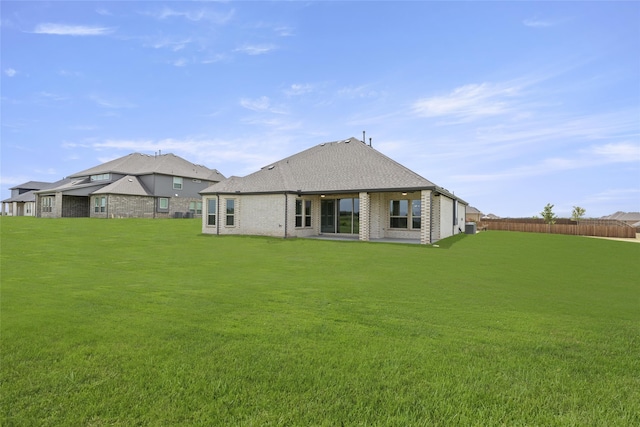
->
<box><xmin>128</xmin><ymin>178</ymin><xmax>133</xmax><ymax>182</ymax></box>
<box><xmin>268</xmin><ymin>165</ymin><xmax>275</xmax><ymax>170</ymax></box>
<box><xmin>343</xmin><ymin>139</ymin><xmax>350</xmax><ymax>143</ymax></box>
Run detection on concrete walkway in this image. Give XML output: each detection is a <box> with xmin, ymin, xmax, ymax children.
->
<box><xmin>304</xmin><ymin>235</ymin><xmax>422</xmax><ymax>244</ymax></box>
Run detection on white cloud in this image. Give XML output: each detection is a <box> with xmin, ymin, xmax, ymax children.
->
<box><xmin>240</xmin><ymin>96</ymin><xmax>271</xmax><ymax>112</ymax></box>
<box><xmin>4</xmin><ymin>68</ymin><xmax>17</xmax><ymax>77</ymax></box>
<box><xmin>147</xmin><ymin>7</ymin><xmax>234</xmax><ymax>24</ymax></box>
<box><xmin>523</xmin><ymin>18</ymin><xmax>554</xmax><ymax>28</ymax></box>
<box><xmin>148</xmin><ymin>37</ymin><xmax>192</xmax><ymax>52</ymax></box>
<box><xmin>451</xmin><ymin>141</ymin><xmax>640</xmax><ymax>184</ymax></box>
<box><xmin>239</xmin><ymin>96</ymin><xmax>287</xmax><ymax>114</ymax></box>
<box><xmin>413</xmin><ymin>82</ymin><xmax>520</xmax><ymax>120</ymax></box>
<box><xmin>58</xmin><ymin>69</ymin><xmax>82</xmax><ymax>77</ymax></box>
<box><xmin>285</xmin><ymin>83</ymin><xmax>314</xmax><ymax>96</ymax></box>
<box><xmin>38</xmin><ymin>92</ymin><xmax>68</xmax><ymax>102</ymax></box>
<box><xmin>170</xmin><ymin>58</ymin><xmax>188</xmax><ymax>67</ymax></box>
<box><xmin>89</xmin><ymin>95</ymin><xmax>136</xmax><ymax>109</ymax></box>
<box><xmin>588</xmin><ymin>142</ymin><xmax>640</xmax><ymax>162</ymax></box>
<box><xmin>275</xmin><ymin>26</ymin><xmax>295</xmax><ymax>37</ymax></box>
<box><xmin>33</xmin><ymin>23</ymin><xmax>114</xmax><ymax>36</ymax></box>
<box><xmin>337</xmin><ymin>85</ymin><xmax>380</xmax><ymax>99</ymax></box>
<box><xmin>235</xmin><ymin>44</ymin><xmax>277</xmax><ymax>55</ymax></box>
<box><xmin>584</xmin><ymin>188</ymin><xmax>640</xmax><ymax>205</ymax></box>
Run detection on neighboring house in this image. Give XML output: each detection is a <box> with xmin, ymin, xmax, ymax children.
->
<box><xmin>200</xmin><ymin>137</ymin><xmax>467</xmax><ymax>244</ymax></box>
<box><xmin>35</xmin><ymin>153</ymin><xmax>225</xmax><ymax>218</ymax></box>
<box><xmin>601</xmin><ymin>211</ymin><xmax>640</xmax><ymax>227</ymax></box>
<box><xmin>1</xmin><ymin>181</ymin><xmax>66</xmax><ymax>216</ymax></box>
<box><xmin>482</xmin><ymin>213</ymin><xmax>500</xmax><ymax>220</ymax></box>
<box><xmin>466</xmin><ymin>206</ymin><xmax>483</xmax><ymax>222</ymax></box>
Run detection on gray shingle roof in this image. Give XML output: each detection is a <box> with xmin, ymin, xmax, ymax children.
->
<box><xmin>92</xmin><ymin>175</ymin><xmax>152</xmax><ymax>196</ymax></box>
<box><xmin>9</xmin><ymin>181</ymin><xmax>52</xmax><ymax>191</ymax></box>
<box><xmin>68</xmin><ymin>153</ymin><xmax>225</xmax><ymax>181</ymax></box>
<box><xmin>2</xmin><ymin>190</ymin><xmax>37</xmax><ymax>203</ymax></box>
<box><xmin>201</xmin><ymin>137</ymin><xmax>439</xmax><ymax>195</ymax></box>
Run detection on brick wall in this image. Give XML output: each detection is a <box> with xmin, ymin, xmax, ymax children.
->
<box><xmin>62</xmin><ymin>196</ymin><xmax>90</xmax><ymax>217</ymax></box>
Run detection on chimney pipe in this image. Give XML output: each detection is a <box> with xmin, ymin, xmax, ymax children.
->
<box><xmin>369</xmin><ymin>137</ymin><xmax>372</xmax><ymax>147</ymax></box>
<box><xmin>362</xmin><ymin>131</ymin><xmax>366</xmax><ymax>144</ymax></box>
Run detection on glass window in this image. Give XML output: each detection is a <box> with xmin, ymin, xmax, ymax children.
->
<box><xmin>173</xmin><ymin>177</ymin><xmax>183</xmax><ymax>190</ymax></box>
<box><xmin>390</xmin><ymin>199</ymin><xmax>421</xmax><ymax>229</ymax></box>
<box><xmin>189</xmin><ymin>201</ymin><xmax>202</xmax><ymax>215</ymax></box>
<box><xmin>305</xmin><ymin>200</ymin><xmax>312</xmax><ymax>227</ymax></box>
<box><xmin>226</xmin><ymin>199</ymin><xmax>235</xmax><ymax>226</ymax></box>
<box><xmin>390</xmin><ymin>200</ymin><xmax>408</xmax><ymax>228</ymax></box>
<box><xmin>295</xmin><ymin>199</ymin><xmax>312</xmax><ymax>228</ymax></box>
<box><xmin>207</xmin><ymin>198</ymin><xmax>216</xmax><ymax>226</ymax></box>
<box><xmin>91</xmin><ymin>173</ymin><xmax>110</xmax><ymax>182</ymax></box>
<box><xmin>295</xmin><ymin>199</ymin><xmax>303</xmax><ymax>227</ymax></box>
<box><xmin>159</xmin><ymin>198</ymin><xmax>169</xmax><ymax>210</ymax></box>
<box><xmin>94</xmin><ymin>196</ymin><xmax>106</xmax><ymax>213</ymax></box>
<box><xmin>42</xmin><ymin>196</ymin><xmax>54</xmax><ymax>213</ymax></box>
<box><xmin>412</xmin><ymin>200</ymin><xmax>421</xmax><ymax>229</ymax></box>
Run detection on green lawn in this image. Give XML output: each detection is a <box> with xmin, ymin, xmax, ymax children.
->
<box><xmin>1</xmin><ymin>217</ymin><xmax>638</xmax><ymax>426</ymax></box>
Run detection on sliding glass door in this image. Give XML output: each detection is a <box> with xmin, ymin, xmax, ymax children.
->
<box><xmin>321</xmin><ymin>198</ymin><xmax>359</xmax><ymax>234</ymax></box>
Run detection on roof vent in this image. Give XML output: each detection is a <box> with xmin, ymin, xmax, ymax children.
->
<box><xmin>268</xmin><ymin>165</ymin><xmax>275</xmax><ymax>170</ymax></box>
<box><xmin>128</xmin><ymin>178</ymin><xmax>133</xmax><ymax>182</ymax></box>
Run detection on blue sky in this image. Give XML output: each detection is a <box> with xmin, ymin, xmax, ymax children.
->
<box><xmin>2</xmin><ymin>1</ymin><xmax>639</xmax><ymax>218</ymax></box>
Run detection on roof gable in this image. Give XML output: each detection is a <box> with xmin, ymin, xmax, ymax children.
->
<box><xmin>9</xmin><ymin>181</ymin><xmax>52</xmax><ymax>191</ymax></box>
<box><xmin>202</xmin><ymin>137</ymin><xmax>436</xmax><ymax>194</ymax></box>
<box><xmin>68</xmin><ymin>153</ymin><xmax>225</xmax><ymax>181</ymax></box>
<box><xmin>92</xmin><ymin>176</ymin><xmax>152</xmax><ymax>196</ymax></box>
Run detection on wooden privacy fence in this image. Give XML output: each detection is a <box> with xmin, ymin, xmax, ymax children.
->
<box><xmin>478</xmin><ymin>219</ymin><xmax>637</xmax><ymax>238</ymax></box>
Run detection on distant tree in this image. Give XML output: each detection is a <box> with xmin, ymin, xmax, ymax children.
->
<box><xmin>571</xmin><ymin>206</ymin><xmax>586</xmax><ymax>223</ymax></box>
<box><xmin>541</xmin><ymin>203</ymin><xmax>557</xmax><ymax>232</ymax></box>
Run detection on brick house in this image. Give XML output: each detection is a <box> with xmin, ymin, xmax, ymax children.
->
<box><xmin>200</xmin><ymin>137</ymin><xmax>467</xmax><ymax>244</ymax></box>
<box><xmin>2</xmin><ymin>181</ymin><xmax>53</xmax><ymax>216</ymax></box>
<box><xmin>35</xmin><ymin>153</ymin><xmax>225</xmax><ymax>218</ymax></box>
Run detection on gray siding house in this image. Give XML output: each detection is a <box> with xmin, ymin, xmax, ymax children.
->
<box><xmin>200</xmin><ymin>137</ymin><xmax>467</xmax><ymax>244</ymax></box>
<box><xmin>35</xmin><ymin>153</ymin><xmax>225</xmax><ymax>218</ymax></box>
<box><xmin>2</xmin><ymin>181</ymin><xmax>52</xmax><ymax>216</ymax></box>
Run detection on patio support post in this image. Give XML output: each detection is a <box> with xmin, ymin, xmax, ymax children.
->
<box><xmin>359</xmin><ymin>191</ymin><xmax>370</xmax><ymax>241</ymax></box>
<box><xmin>420</xmin><ymin>190</ymin><xmax>432</xmax><ymax>244</ymax></box>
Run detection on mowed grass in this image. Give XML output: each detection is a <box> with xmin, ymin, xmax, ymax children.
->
<box><xmin>1</xmin><ymin>218</ymin><xmax>638</xmax><ymax>426</ymax></box>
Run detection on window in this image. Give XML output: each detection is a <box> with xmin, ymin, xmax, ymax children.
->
<box><xmin>305</xmin><ymin>200</ymin><xmax>312</xmax><ymax>227</ymax></box>
<box><xmin>390</xmin><ymin>199</ymin><xmax>421</xmax><ymax>229</ymax></box>
<box><xmin>94</xmin><ymin>196</ymin><xmax>106</xmax><ymax>213</ymax></box>
<box><xmin>390</xmin><ymin>200</ymin><xmax>408</xmax><ymax>228</ymax></box>
<box><xmin>189</xmin><ymin>201</ymin><xmax>202</xmax><ymax>215</ymax></box>
<box><xmin>206</xmin><ymin>198</ymin><xmax>216</xmax><ymax>226</ymax></box>
<box><xmin>90</xmin><ymin>173</ymin><xmax>110</xmax><ymax>182</ymax></box>
<box><xmin>42</xmin><ymin>196</ymin><xmax>54</xmax><ymax>213</ymax></box>
<box><xmin>295</xmin><ymin>199</ymin><xmax>312</xmax><ymax>228</ymax></box>
<box><xmin>226</xmin><ymin>199</ymin><xmax>235</xmax><ymax>226</ymax></box>
<box><xmin>412</xmin><ymin>200</ymin><xmax>421</xmax><ymax>229</ymax></box>
<box><xmin>158</xmin><ymin>198</ymin><xmax>169</xmax><ymax>210</ymax></box>
<box><xmin>173</xmin><ymin>177</ymin><xmax>183</xmax><ymax>190</ymax></box>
